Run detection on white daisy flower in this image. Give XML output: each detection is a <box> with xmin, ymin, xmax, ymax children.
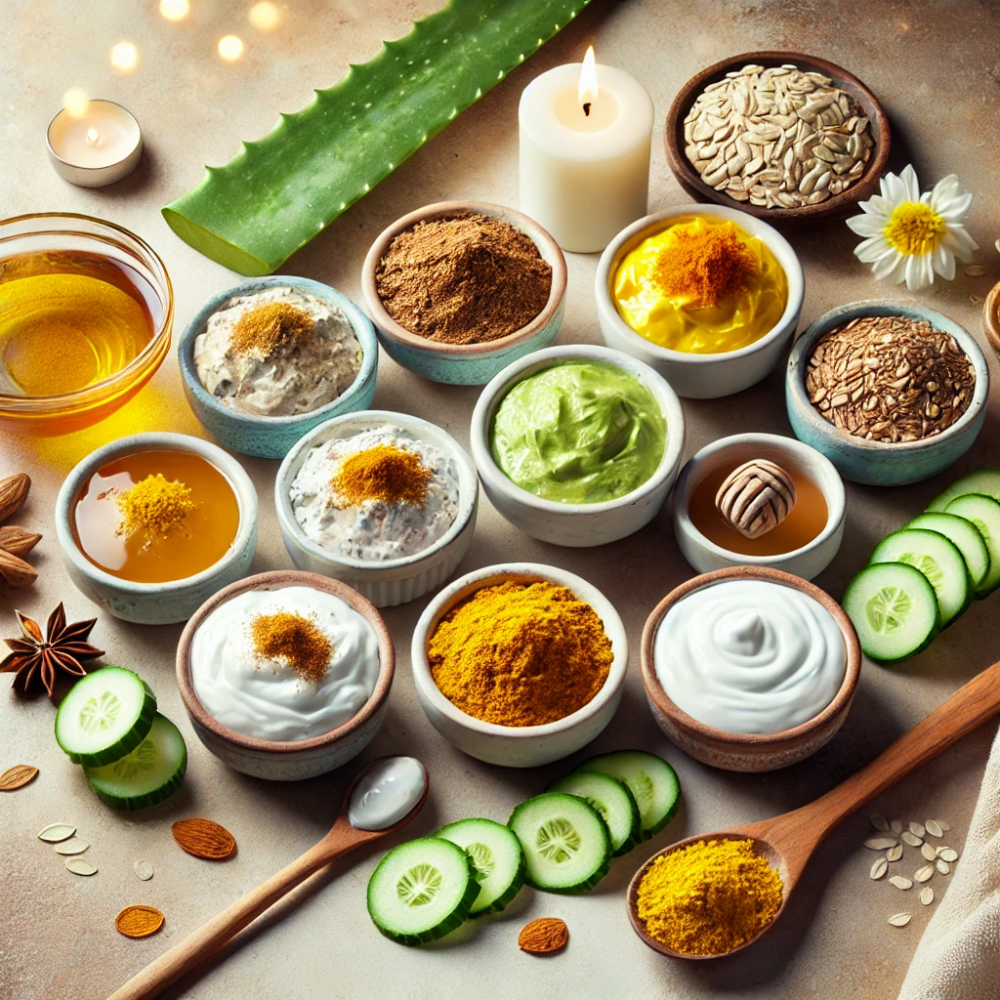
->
<box><xmin>846</xmin><ymin>164</ymin><xmax>978</xmax><ymax>292</ymax></box>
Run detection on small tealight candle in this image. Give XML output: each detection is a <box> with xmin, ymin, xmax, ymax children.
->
<box><xmin>519</xmin><ymin>47</ymin><xmax>653</xmax><ymax>253</ymax></box>
<box><xmin>46</xmin><ymin>99</ymin><xmax>142</xmax><ymax>188</ymax></box>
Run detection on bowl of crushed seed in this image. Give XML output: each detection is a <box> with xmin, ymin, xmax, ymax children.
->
<box><xmin>362</xmin><ymin>201</ymin><xmax>567</xmax><ymax>385</ymax></box>
<box><xmin>786</xmin><ymin>301</ymin><xmax>988</xmax><ymax>485</ymax></box>
<box><xmin>665</xmin><ymin>52</ymin><xmax>890</xmax><ymax>224</ymax></box>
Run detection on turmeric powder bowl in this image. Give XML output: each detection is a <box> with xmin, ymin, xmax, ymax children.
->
<box><xmin>411</xmin><ymin>563</ymin><xmax>628</xmax><ymax>768</ymax></box>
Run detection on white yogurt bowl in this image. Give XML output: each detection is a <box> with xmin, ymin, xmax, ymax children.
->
<box><xmin>275</xmin><ymin>410</ymin><xmax>478</xmax><ymax>608</ymax></box>
<box><xmin>470</xmin><ymin>344</ymin><xmax>685</xmax><ymax>547</ymax></box>
<box><xmin>595</xmin><ymin>205</ymin><xmax>804</xmax><ymax>399</ymax></box>
<box><xmin>411</xmin><ymin>563</ymin><xmax>628</xmax><ymax>768</ymax></box>
<box><xmin>673</xmin><ymin>433</ymin><xmax>845</xmax><ymax>582</ymax></box>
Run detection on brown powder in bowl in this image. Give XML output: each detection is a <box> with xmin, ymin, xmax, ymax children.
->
<box><xmin>375</xmin><ymin>212</ymin><xmax>552</xmax><ymax>345</ymax></box>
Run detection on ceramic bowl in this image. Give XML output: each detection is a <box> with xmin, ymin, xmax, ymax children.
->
<box><xmin>176</xmin><ymin>570</ymin><xmax>395</xmax><ymax>781</ymax></box>
<box><xmin>55</xmin><ymin>432</ymin><xmax>257</xmax><ymax>625</ymax></box>
<box><xmin>470</xmin><ymin>344</ymin><xmax>685</xmax><ymax>547</ymax></box>
<box><xmin>275</xmin><ymin>409</ymin><xmax>478</xmax><ymax>607</ymax></box>
<box><xmin>786</xmin><ymin>301</ymin><xmax>989</xmax><ymax>486</ymax></box>
<box><xmin>595</xmin><ymin>205</ymin><xmax>804</xmax><ymax>399</ymax></box>
<box><xmin>0</xmin><ymin>213</ymin><xmax>173</xmax><ymax>435</ymax></box>
<box><xmin>641</xmin><ymin>566</ymin><xmax>861</xmax><ymax>772</ymax></box>
<box><xmin>178</xmin><ymin>275</ymin><xmax>378</xmax><ymax>460</ymax></box>
<box><xmin>411</xmin><ymin>563</ymin><xmax>628</xmax><ymax>768</ymax></box>
<box><xmin>983</xmin><ymin>279</ymin><xmax>1000</xmax><ymax>362</ymax></box>
<box><xmin>361</xmin><ymin>200</ymin><xmax>567</xmax><ymax>385</ymax></box>
<box><xmin>664</xmin><ymin>51</ymin><xmax>890</xmax><ymax>225</ymax></box>
<box><xmin>673</xmin><ymin>433</ymin><xmax>846</xmax><ymax>581</ymax></box>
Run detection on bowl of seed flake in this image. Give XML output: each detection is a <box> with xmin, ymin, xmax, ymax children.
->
<box><xmin>665</xmin><ymin>51</ymin><xmax>890</xmax><ymax>223</ymax></box>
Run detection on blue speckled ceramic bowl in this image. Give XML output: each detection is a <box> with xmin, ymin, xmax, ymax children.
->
<box><xmin>786</xmin><ymin>301</ymin><xmax>989</xmax><ymax>486</ymax></box>
<box><xmin>361</xmin><ymin>201</ymin><xmax>567</xmax><ymax>385</ymax></box>
<box><xmin>55</xmin><ymin>433</ymin><xmax>258</xmax><ymax>625</ymax></box>
<box><xmin>178</xmin><ymin>276</ymin><xmax>378</xmax><ymax>459</ymax></box>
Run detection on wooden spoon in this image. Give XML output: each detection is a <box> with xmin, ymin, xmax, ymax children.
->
<box><xmin>107</xmin><ymin>757</ymin><xmax>429</xmax><ymax>1000</ymax></box>
<box><xmin>628</xmin><ymin>658</ymin><xmax>1000</xmax><ymax>959</ymax></box>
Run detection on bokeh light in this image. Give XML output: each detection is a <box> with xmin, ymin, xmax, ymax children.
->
<box><xmin>62</xmin><ymin>87</ymin><xmax>90</xmax><ymax>119</ymax></box>
<box><xmin>159</xmin><ymin>0</ymin><xmax>190</xmax><ymax>21</ymax></box>
<box><xmin>249</xmin><ymin>2</ymin><xmax>280</xmax><ymax>30</ymax></box>
<box><xmin>218</xmin><ymin>35</ymin><xmax>245</xmax><ymax>60</ymax></box>
<box><xmin>110</xmin><ymin>41</ymin><xmax>139</xmax><ymax>71</ymax></box>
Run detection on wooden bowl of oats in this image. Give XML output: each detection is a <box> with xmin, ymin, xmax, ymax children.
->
<box><xmin>664</xmin><ymin>52</ymin><xmax>891</xmax><ymax>224</ymax></box>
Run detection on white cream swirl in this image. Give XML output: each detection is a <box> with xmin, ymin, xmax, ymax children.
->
<box><xmin>654</xmin><ymin>579</ymin><xmax>846</xmax><ymax>735</ymax></box>
<box><xmin>190</xmin><ymin>586</ymin><xmax>380</xmax><ymax>742</ymax></box>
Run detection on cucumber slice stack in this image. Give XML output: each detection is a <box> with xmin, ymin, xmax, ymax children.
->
<box><xmin>547</xmin><ymin>770</ymin><xmax>640</xmax><ymax>856</ymax></box>
<box><xmin>435</xmin><ymin>818</ymin><xmax>525</xmax><ymax>916</ymax></box>
<box><xmin>54</xmin><ymin>668</ymin><xmax>187</xmax><ymax>811</ymax></box>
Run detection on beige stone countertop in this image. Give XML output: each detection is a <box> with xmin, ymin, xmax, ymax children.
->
<box><xmin>2</xmin><ymin>1</ymin><xmax>999</xmax><ymax>998</ymax></box>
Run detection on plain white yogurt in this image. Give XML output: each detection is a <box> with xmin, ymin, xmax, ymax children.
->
<box><xmin>191</xmin><ymin>586</ymin><xmax>380</xmax><ymax>742</ymax></box>
<box><xmin>654</xmin><ymin>579</ymin><xmax>846</xmax><ymax>735</ymax></box>
<box><xmin>348</xmin><ymin>756</ymin><xmax>426</xmax><ymax>830</ymax></box>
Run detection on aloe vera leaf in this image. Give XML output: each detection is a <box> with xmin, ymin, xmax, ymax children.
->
<box><xmin>162</xmin><ymin>0</ymin><xmax>592</xmax><ymax>276</ymax></box>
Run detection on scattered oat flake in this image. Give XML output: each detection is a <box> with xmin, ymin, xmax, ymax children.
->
<box><xmin>172</xmin><ymin>818</ymin><xmax>237</xmax><ymax>860</ymax></box>
<box><xmin>0</xmin><ymin>765</ymin><xmax>39</xmax><ymax>791</ymax></box>
<box><xmin>889</xmin><ymin>875</ymin><xmax>913</xmax><ymax>890</ymax></box>
<box><xmin>888</xmin><ymin>913</ymin><xmax>912</xmax><ymax>927</ymax></box>
<box><xmin>938</xmin><ymin>847</ymin><xmax>959</xmax><ymax>862</ymax></box>
<box><xmin>886</xmin><ymin>844</ymin><xmax>904</xmax><ymax>863</ymax></box>
<box><xmin>53</xmin><ymin>838</ymin><xmax>89</xmax><ymax>856</ymax></box>
<box><xmin>994</xmin><ymin>238</ymin><xmax>1000</xmax><ymax>255</ymax></box>
<box><xmin>65</xmin><ymin>858</ymin><xmax>97</xmax><ymax>876</ymax></box>
<box><xmin>134</xmin><ymin>860</ymin><xmax>154</xmax><ymax>881</ymax></box>
<box><xmin>970</xmin><ymin>295</ymin><xmax>983</xmax><ymax>305</ymax></box>
<box><xmin>902</xmin><ymin>832</ymin><xmax>923</xmax><ymax>848</ymax></box>
<box><xmin>936</xmin><ymin>859</ymin><xmax>951</xmax><ymax>875</ymax></box>
<box><xmin>870</xmin><ymin>858</ymin><xmax>888</xmax><ymax>880</ymax></box>
<box><xmin>964</xmin><ymin>265</ymin><xmax>987</xmax><ymax>276</ymax></box>
<box><xmin>914</xmin><ymin>865</ymin><xmax>935</xmax><ymax>883</ymax></box>
<box><xmin>909</xmin><ymin>822</ymin><xmax>926</xmax><ymax>838</ymax></box>
<box><xmin>920</xmin><ymin>888</ymin><xmax>934</xmax><ymax>906</ymax></box>
<box><xmin>864</xmin><ymin>836</ymin><xmax>899</xmax><ymax>850</ymax></box>
<box><xmin>115</xmin><ymin>905</ymin><xmax>165</xmax><ymax>939</ymax></box>
<box><xmin>925</xmin><ymin>820</ymin><xmax>944</xmax><ymax>838</ymax></box>
<box><xmin>890</xmin><ymin>819</ymin><xmax>904</xmax><ymax>835</ymax></box>
<box><xmin>870</xmin><ymin>813</ymin><xmax>889</xmax><ymax>832</ymax></box>
<box><xmin>921</xmin><ymin>843</ymin><xmax>938</xmax><ymax>862</ymax></box>
<box><xmin>518</xmin><ymin>917</ymin><xmax>568</xmax><ymax>954</ymax></box>
<box><xmin>933</xmin><ymin>818</ymin><xmax>952</xmax><ymax>832</ymax></box>
<box><xmin>38</xmin><ymin>823</ymin><xmax>76</xmax><ymax>843</ymax></box>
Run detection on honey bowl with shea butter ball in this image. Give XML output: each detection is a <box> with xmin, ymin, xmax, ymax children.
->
<box><xmin>596</xmin><ymin>205</ymin><xmax>803</xmax><ymax>399</ymax></box>
<box><xmin>0</xmin><ymin>214</ymin><xmax>173</xmax><ymax>434</ymax></box>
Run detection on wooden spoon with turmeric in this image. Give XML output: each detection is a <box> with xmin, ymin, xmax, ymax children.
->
<box><xmin>627</xmin><ymin>658</ymin><xmax>1000</xmax><ymax>959</ymax></box>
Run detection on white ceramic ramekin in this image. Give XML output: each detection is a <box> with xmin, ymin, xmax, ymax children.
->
<box><xmin>595</xmin><ymin>204</ymin><xmax>805</xmax><ymax>399</ymax></box>
<box><xmin>470</xmin><ymin>344</ymin><xmax>685</xmax><ymax>547</ymax></box>
<box><xmin>275</xmin><ymin>410</ymin><xmax>478</xmax><ymax>607</ymax></box>
<box><xmin>55</xmin><ymin>433</ymin><xmax>258</xmax><ymax>625</ymax></box>
<box><xmin>673</xmin><ymin>433</ymin><xmax>846</xmax><ymax>581</ymax></box>
<box><xmin>411</xmin><ymin>563</ymin><xmax>628</xmax><ymax>768</ymax></box>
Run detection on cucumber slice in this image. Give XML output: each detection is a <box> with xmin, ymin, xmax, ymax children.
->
<box><xmin>508</xmin><ymin>792</ymin><xmax>611</xmax><ymax>893</ymax></box>
<box><xmin>945</xmin><ymin>494</ymin><xmax>1000</xmax><ymax>597</ymax></box>
<box><xmin>435</xmin><ymin>818</ymin><xmax>525</xmax><ymax>916</ymax></box>
<box><xmin>869</xmin><ymin>528</ymin><xmax>971</xmax><ymax>627</ymax></box>
<box><xmin>368</xmin><ymin>837</ymin><xmax>478</xmax><ymax>946</ymax></box>
<box><xmin>843</xmin><ymin>562</ymin><xmax>940</xmax><ymax>661</ymax></box>
<box><xmin>906</xmin><ymin>513</ymin><xmax>990</xmax><ymax>591</ymax></box>
<box><xmin>54</xmin><ymin>667</ymin><xmax>156</xmax><ymax>768</ymax></box>
<box><xmin>576</xmin><ymin>750</ymin><xmax>680</xmax><ymax>841</ymax></box>
<box><xmin>927</xmin><ymin>469</ymin><xmax>1000</xmax><ymax>512</ymax></box>
<box><xmin>546</xmin><ymin>770</ymin><xmax>640</xmax><ymax>856</ymax></box>
<box><xmin>84</xmin><ymin>713</ymin><xmax>187</xmax><ymax>811</ymax></box>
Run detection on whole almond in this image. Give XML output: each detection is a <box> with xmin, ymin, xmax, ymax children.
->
<box><xmin>0</xmin><ymin>526</ymin><xmax>42</xmax><ymax>558</ymax></box>
<box><xmin>115</xmin><ymin>905</ymin><xmax>165</xmax><ymax>938</ymax></box>
<box><xmin>518</xmin><ymin>917</ymin><xmax>569</xmax><ymax>955</ymax></box>
<box><xmin>172</xmin><ymin>818</ymin><xmax>237</xmax><ymax>860</ymax></box>
<box><xmin>0</xmin><ymin>549</ymin><xmax>37</xmax><ymax>588</ymax></box>
<box><xmin>0</xmin><ymin>474</ymin><xmax>30</xmax><ymax>523</ymax></box>
<box><xmin>0</xmin><ymin>764</ymin><xmax>39</xmax><ymax>791</ymax></box>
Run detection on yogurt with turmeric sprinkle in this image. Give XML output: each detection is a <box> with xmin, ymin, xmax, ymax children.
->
<box><xmin>613</xmin><ymin>214</ymin><xmax>788</xmax><ymax>354</ymax></box>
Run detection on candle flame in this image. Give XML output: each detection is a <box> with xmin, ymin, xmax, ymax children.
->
<box><xmin>62</xmin><ymin>87</ymin><xmax>90</xmax><ymax>119</ymax></box>
<box><xmin>578</xmin><ymin>45</ymin><xmax>597</xmax><ymax>115</ymax></box>
<box><xmin>86</xmin><ymin>128</ymin><xmax>100</xmax><ymax>145</ymax></box>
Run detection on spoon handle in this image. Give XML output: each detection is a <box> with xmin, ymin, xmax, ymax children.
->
<box><xmin>106</xmin><ymin>831</ymin><xmax>363</xmax><ymax>1000</ymax></box>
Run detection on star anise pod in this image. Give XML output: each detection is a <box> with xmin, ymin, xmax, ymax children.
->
<box><xmin>0</xmin><ymin>604</ymin><xmax>104</xmax><ymax>700</ymax></box>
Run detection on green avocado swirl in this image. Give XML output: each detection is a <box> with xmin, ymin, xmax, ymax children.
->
<box><xmin>490</xmin><ymin>360</ymin><xmax>667</xmax><ymax>504</ymax></box>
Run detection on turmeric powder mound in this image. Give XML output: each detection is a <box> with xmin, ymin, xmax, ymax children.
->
<box><xmin>332</xmin><ymin>444</ymin><xmax>432</xmax><ymax>507</ymax></box>
<box><xmin>653</xmin><ymin>221</ymin><xmax>757</xmax><ymax>308</ymax></box>
<box><xmin>229</xmin><ymin>301</ymin><xmax>316</xmax><ymax>357</ymax></box>
<box><xmin>251</xmin><ymin>611</ymin><xmax>332</xmax><ymax>683</ymax></box>
<box><xmin>428</xmin><ymin>581</ymin><xmax>613</xmax><ymax>727</ymax></box>
<box><xmin>115</xmin><ymin>474</ymin><xmax>197</xmax><ymax>539</ymax></box>
<box><xmin>636</xmin><ymin>837</ymin><xmax>783</xmax><ymax>956</ymax></box>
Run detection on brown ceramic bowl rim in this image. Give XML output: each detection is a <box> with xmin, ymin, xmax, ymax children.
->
<box><xmin>176</xmin><ymin>570</ymin><xmax>395</xmax><ymax>755</ymax></box>
<box><xmin>664</xmin><ymin>51</ymin><xmax>891</xmax><ymax>221</ymax></box>
<box><xmin>360</xmin><ymin>200</ymin><xmax>567</xmax><ymax>356</ymax></box>
<box><xmin>983</xmin><ymin>280</ymin><xmax>1000</xmax><ymax>359</ymax></box>
<box><xmin>640</xmin><ymin>566</ymin><xmax>861</xmax><ymax>747</ymax></box>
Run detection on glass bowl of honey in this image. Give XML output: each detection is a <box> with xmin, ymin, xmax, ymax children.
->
<box><xmin>0</xmin><ymin>213</ymin><xmax>173</xmax><ymax>434</ymax></box>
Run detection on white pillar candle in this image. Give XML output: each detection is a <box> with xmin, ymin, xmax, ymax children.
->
<box><xmin>46</xmin><ymin>100</ymin><xmax>142</xmax><ymax>188</ymax></box>
<box><xmin>519</xmin><ymin>51</ymin><xmax>653</xmax><ymax>253</ymax></box>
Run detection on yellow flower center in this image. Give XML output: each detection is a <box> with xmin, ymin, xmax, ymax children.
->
<box><xmin>883</xmin><ymin>202</ymin><xmax>945</xmax><ymax>257</ymax></box>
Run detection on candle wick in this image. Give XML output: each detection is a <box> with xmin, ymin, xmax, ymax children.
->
<box><xmin>583</xmin><ymin>102</ymin><xmax>592</xmax><ymax>117</ymax></box>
